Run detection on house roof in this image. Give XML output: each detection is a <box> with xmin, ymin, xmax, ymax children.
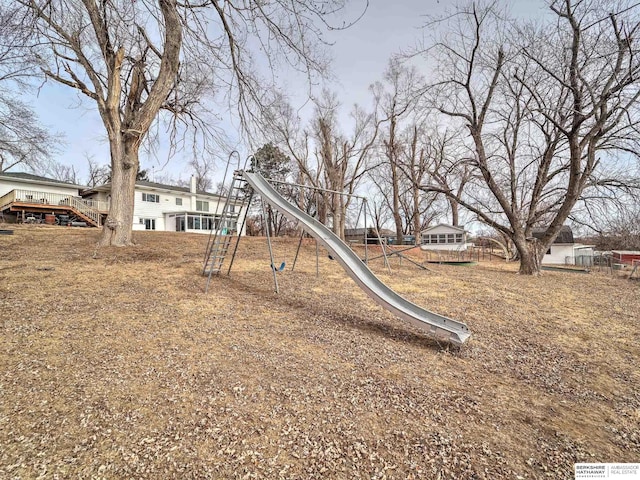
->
<box><xmin>136</xmin><ymin>180</ymin><xmax>220</xmax><ymax>196</ymax></box>
<box><xmin>421</xmin><ymin>223</ymin><xmax>466</xmax><ymax>234</ymax></box>
<box><xmin>344</xmin><ymin>228</ymin><xmax>394</xmax><ymax>236</ymax></box>
<box><xmin>532</xmin><ymin>225</ymin><xmax>574</xmax><ymax>244</ymax></box>
<box><xmin>0</xmin><ymin>171</ymin><xmax>85</xmax><ymax>188</ymax></box>
<box><xmin>84</xmin><ymin>180</ymin><xmax>224</xmax><ymax>199</ymax></box>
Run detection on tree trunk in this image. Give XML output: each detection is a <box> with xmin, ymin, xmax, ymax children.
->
<box><xmin>331</xmin><ymin>191</ymin><xmax>341</xmax><ymax>238</ymax></box>
<box><xmin>412</xmin><ymin>185</ymin><xmax>421</xmax><ymax>245</ymax></box>
<box><xmin>514</xmin><ymin>237</ymin><xmax>543</xmax><ymax>275</ymax></box>
<box><xmin>99</xmin><ymin>137</ymin><xmax>139</xmax><ymax>246</ymax></box>
<box><xmin>449</xmin><ymin>198</ymin><xmax>459</xmax><ymax>227</ymax></box>
<box><xmin>391</xmin><ymin>161</ymin><xmax>403</xmax><ymax>244</ymax></box>
<box><xmin>338</xmin><ymin>195</ymin><xmax>346</xmax><ymax>240</ymax></box>
<box><xmin>317</xmin><ymin>193</ymin><xmax>327</xmax><ymax>225</ymax></box>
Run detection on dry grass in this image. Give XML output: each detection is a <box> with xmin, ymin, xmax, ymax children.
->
<box><xmin>0</xmin><ymin>225</ymin><xmax>638</xmax><ymax>479</ymax></box>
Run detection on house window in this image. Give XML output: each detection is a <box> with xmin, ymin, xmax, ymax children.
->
<box><xmin>422</xmin><ymin>233</ymin><xmax>463</xmax><ymax>244</ymax></box>
<box><xmin>140</xmin><ymin>218</ymin><xmax>156</xmax><ymax>230</ymax></box>
<box><xmin>187</xmin><ymin>215</ymin><xmax>202</xmax><ymax>229</ymax></box>
<box><xmin>142</xmin><ymin>193</ymin><xmax>160</xmax><ymax>203</ymax></box>
<box><xmin>175</xmin><ymin>198</ymin><xmax>182</xmax><ymax>206</ymax></box>
<box><xmin>202</xmin><ymin>217</ymin><xmax>213</xmax><ymax>230</ymax></box>
<box><xmin>546</xmin><ymin>248</ymin><xmax>551</xmax><ymax>255</ymax></box>
<box><xmin>196</xmin><ymin>200</ymin><xmax>209</xmax><ymax>211</ymax></box>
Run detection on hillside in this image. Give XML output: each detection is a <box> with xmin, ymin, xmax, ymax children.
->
<box><xmin>1</xmin><ymin>226</ymin><xmax>638</xmax><ymax>478</ymax></box>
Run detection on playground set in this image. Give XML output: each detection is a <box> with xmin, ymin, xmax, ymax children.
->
<box><xmin>201</xmin><ymin>157</ymin><xmax>471</xmax><ymax>346</ymax></box>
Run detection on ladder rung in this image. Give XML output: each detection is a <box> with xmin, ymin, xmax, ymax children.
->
<box><xmin>203</xmin><ymin>176</ymin><xmax>247</xmax><ymax>279</ymax></box>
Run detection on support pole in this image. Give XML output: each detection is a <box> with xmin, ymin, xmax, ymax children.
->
<box><xmin>351</xmin><ymin>199</ymin><xmax>365</xmax><ymax>260</ymax></box>
<box><xmin>291</xmin><ymin>228</ymin><xmax>305</xmax><ymax>272</ymax></box>
<box><xmin>262</xmin><ymin>199</ymin><xmax>279</xmax><ymax>294</ymax></box>
<box><xmin>365</xmin><ymin>200</ymin><xmax>391</xmax><ymax>273</ymax></box>
<box><xmin>316</xmin><ymin>239</ymin><xmax>319</xmax><ymax>277</ymax></box>
<box><xmin>363</xmin><ymin>198</ymin><xmax>368</xmax><ymax>264</ymax></box>
<box><xmin>226</xmin><ymin>190</ymin><xmax>253</xmax><ymax>275</ymax></box>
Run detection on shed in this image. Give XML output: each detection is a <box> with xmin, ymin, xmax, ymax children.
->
<box><xmin>612</xmin><ymin>251</ymin><xmax>640</xmax><ymax>265</ymax></box>
<box><xmin>533</xmin><ymin>226</ymin><xmax>595</xmax><ymax>265</ymax></box>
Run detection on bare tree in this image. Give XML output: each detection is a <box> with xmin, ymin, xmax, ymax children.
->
<box><xmin>371</xmin><ymin>58</ymin><xmax>425</xmax><ymax>244</ymax></box>
<box><xmin>0</xmin><ymin>2</ymin><xmax>59</xmax><ymax>173</ymax></box>
<box><xmin>368</xmin><ymin>123</ymin><xmax>445</xmax><ymax>243</ymax></box>
<box><xmin>265</xmin><ymin>90</ymin><xmax>380</xmax><ymax>239</ymax></box>
<box><xmin>251</xmin><ymin>142</ymin><xmax>297</xmax><ymax>236</ymax></box>
<box><xmin>367</xmin><ymin>189</ymin><xmax>393</xmax><ymax>238</ymax></box>
<box><xmin>423</xmin><ymin>126</ymin><xmax>473</xmax><ymax>227</ymax></box>
<box><xmin>416</xmin><ymin>0</ymin><xmax>640</xmax><ymax>274</ymax></box>
<box><xmin>47</xmin><ymin>161</ymin><xmax>78</xmax><ymax>184</ymax></box>
<box><xmin>19</xmin><ymin>0</ymin><xmax>354</xmax><ymax>246</ymax></box>
<box><xmin>190</xmin><ymin>156</ymin><xmax>214</xmax><ymax>192</ymax></box>
<box><xmin>84</xmin><ymin>155</ymin><xmax>110</xmax><ymax>187</ymax></box>
<box><xmin>594</xmin><ymin>206</ymin><xmax>640</xmax><ymax>250</ymax></box>
<box><xmin>401</xmin><ymin>124</ymin><xmax>444</xmax><ymax>241</ymax></box>
<box><xmin>310</xmin><ymin>91</ymin><xmax>380</xmax><ymax>238</ymax></box>
<box><xmin>0</xmin><ymin>96</ymin><xmax>60</xmax><ymax>173</ymax></box>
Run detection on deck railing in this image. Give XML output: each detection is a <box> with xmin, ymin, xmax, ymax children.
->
<box><xmin>0</xmin><ymin>189</ymin><xmax>108</xmax><ymax>226</ymax></box>
<box><xmin>68</xmin><ymin>196</ymin><xmax>102</xmax><ymax>226</ymax></box>
<box><xmin>0</xmin><ymin>190</ymin><xmax>16</xmax><ymax>210</ymax></box>
<box><xmin>83</xmin><ymin>199</ymin><xmax>109</xmax><ymax>211</ymax></box>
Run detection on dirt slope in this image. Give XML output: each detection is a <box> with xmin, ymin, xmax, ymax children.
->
<box><xmin>1</xmin><ymin>226</ymin><xmax>638</xmax><ymax>479</ymax></box>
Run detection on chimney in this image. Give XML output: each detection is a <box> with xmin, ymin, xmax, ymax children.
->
<box><xmin>190</xmin><ymin>175</ymin><xmax>197</xmax><ymax>194</ymax></box>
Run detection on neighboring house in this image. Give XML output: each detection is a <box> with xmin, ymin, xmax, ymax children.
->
<box><xmin>344</xmin><ymin>227</ymin><xmax>394</xmax><ymax>244</ymax></box>
<box><xmin>82</xmin><ymin>176</ymin><xmax>246</xmax><ymax>235</ymax></box>
<box><xmin>0</xmin><ymin>172</ymin><xmax>104</xmax><ymax>226</ymax></box>
<box><xmin>385</xmin><ymin>235</ymin><xmax>416</xmax><ymax>245</ymax></box>
<box><xmin>533</xmin><ymin>226</ymin><xmax>595</xmax><ymax>265</ymax></box>
<box><xmin>420</xmin><ymin>224</ymin><xmax>469</xmax><ymax>251</ymax></box>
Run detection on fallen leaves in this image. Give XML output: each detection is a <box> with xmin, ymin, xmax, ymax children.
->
<box><xmin>0</xmin><ymin>226</ymin><xmax>638</xmax><ymax>478</ymax></box>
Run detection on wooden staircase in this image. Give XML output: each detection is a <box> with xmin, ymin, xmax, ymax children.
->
<box><xmin>67</xmin><ymin>197</ymin><xmax>102</xmax><ymax>227</ymax></box>
<box><xmin>0</xmin><ymin>189</ymin><xmax>104</xmax><ymax>227</ymax></box>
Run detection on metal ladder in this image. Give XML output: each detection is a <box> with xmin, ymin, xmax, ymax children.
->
<box><xmin>203</xmin><ymin>171</ymin><xmax>250</xmax><ymax>290</ymax></box>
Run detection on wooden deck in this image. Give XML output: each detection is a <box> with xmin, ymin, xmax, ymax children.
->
<box><xmin>0</xmin><ymin>190</ymin><xmax>107</xmax><ymax>227</ymax></box>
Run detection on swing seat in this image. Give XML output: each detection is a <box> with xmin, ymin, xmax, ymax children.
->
<box><xmin>271</xmin><ymin>261</ymin><xmax>286</xmax><ymax>272</ymax></box>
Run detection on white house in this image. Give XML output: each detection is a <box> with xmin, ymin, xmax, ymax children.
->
<box><xmin>1</xmin><ymin>172</ymin><xmax>246</xmax><ymax>235</ymax></box>
<box><xmin>0</xmin><ymin>172</ymin><xmax>84</xmax><ymax>197</ymax></box>
<box><xmin>82</xmin><ymin>176</ymin><xmax>246</xmax><ymax>235</ymax></box>
<box><xmin>420</xmin><ymin>224</ymin><xmax>470</xmax><ymax>251</ymax></box>
<box><xmin>533</xmin><ymin>226</ymin><xmax>595</xmax><ymax>265</ymax></box>
<box><xmin>0</xmin><ymin>172</ymin><xmax>103</xmax><ymax>226</ymax></box>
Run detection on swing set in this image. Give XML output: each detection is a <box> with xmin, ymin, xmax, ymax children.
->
<box><xmin>202</xmin><ymin>161</ymin><xmax>471</xmax><ymax>346</ymax></box>
<box><xmin>257</xmin><ymin>178</ymin><xmax>392</xmax><ymax>293</ymax></box>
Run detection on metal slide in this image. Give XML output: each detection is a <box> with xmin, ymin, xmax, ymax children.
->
<box><xmin>242</xmin><ymin>171</ymin><xmax>471</xmax><ymax>346</ymax></box>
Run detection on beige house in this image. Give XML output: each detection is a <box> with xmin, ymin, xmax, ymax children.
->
<box><xmin>420</xmin><ymin>224</ymin><xmax>469</xmax><ymax>251</ymax></box>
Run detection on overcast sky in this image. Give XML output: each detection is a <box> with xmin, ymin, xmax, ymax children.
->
<box><xmin>27</xmin><ymin>0</ymin><xmax>548</xmax><ymax>186</ymax></box>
